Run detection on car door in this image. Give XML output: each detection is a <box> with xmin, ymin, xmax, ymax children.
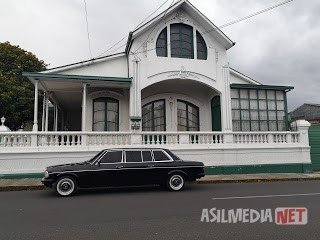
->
<box><xmin>152</xmin><ymin>150</ymin><xmax>175</xmax><ymax>182</ymax></box>
<box><xmin>92</xmin><ymin>150</ymin><xmax>124</xmax><ymax>187</ymax></box>
<box><xmin>123</xmin><ymin>150</ymin><xmax>154</xmax><ymax>185</ymax></box>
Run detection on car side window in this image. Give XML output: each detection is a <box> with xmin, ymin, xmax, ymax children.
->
<box><xmin>142</xmin><ymin>151</ymin><xmax>153</xmax><ymax>162</ymax></box>
<box><xmin>125</xmin><ymin>151</ymin><xmax>143</xmax><ymax>163</ymax></box>
<box><xmin>99</xmin><ymin>151</ymin><xmax>122</xmax><ymax>164</ymax></box>
<box><xmin>153</xmin><ymin>150</ymin><xmax>171</xmax><ymax>162</ymax></box>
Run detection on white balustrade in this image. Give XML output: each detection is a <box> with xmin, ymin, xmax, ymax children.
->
<box><xmin>141</xmin><ymin>132</ymin><xmax>179</xmax><ymax>145</ymax></box>
<box><xmin>0</xmin><ymin>130</ymin><xmax>304</xmax><ymax>149</ymax></box>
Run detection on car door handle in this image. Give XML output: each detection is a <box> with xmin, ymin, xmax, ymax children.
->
<box><xmin>147</xmin><ymin>165</ymin><xmax>154</xmax><ymax>168</ymax></box>
<box><xmin>116</xmin><ymin>165</ymin><xmax>123</xmax><ymax>169</ymax></box>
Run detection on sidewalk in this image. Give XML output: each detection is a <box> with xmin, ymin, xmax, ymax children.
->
<box><xmin>1</xmin><ymin>172</ymin><xmax>320</xmax><ymax>191</ymax></box>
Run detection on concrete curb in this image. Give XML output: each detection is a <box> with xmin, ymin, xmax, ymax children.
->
<box><xmin>195</xmin><ymin>177</ymin><xmax>320</xmax><ymax>184</ymax></box>
<box><xmin>0</xmin><ymin>176</ymin><xmax>320</xmax><ymax>192</ymax></box>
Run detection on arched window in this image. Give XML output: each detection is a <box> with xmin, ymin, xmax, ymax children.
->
<box><xmin>177</xmin><ymin>100</ymin><xmax>199</xmax><ymax>131</ymax></box>
<box><xmin>170</xmin><ymin>23</ymin><xmax>194</xmax><ymax>59</ymax></box>
<box><xmin>142</xmin><ymin>100</ymin><xmax>166</xmax><ymax>131</ymax></box>
<box><xmin>196</xmin><ymin>31</ymin><xmax>207</xmax><ymax>60</ymax></box>
<box><xmin>156</xmin><ymin>27</ymin><xmax>167</xmax><ymax>57</ymax></box>
<box><xmin>93</xmin><ymin>97</ymin><xmax>119</xmax><ymax>131</ymax></box>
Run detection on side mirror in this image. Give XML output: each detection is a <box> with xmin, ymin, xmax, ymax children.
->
<box><xmin>97</xmin><ymin>161</ymin><xmax>101</xmax><ymax>166</ymax></box>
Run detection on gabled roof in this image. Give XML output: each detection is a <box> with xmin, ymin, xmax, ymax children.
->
<box><xmin>230</xmin><ymin>68</ymin><xmax>262</xmax><ymax>85</ymax></box>
<box><xmin>43</xmin><ymin>52</ymin><xmax>126</xmax><ymax>74</ymax></box>
<box><xmin>289</xmin><ymin>103</ymin><xmax>320</xmax><ymax>121</ymax></box>
<box><xmin>126</xmin><ymin>0</ymin><xmax>235</xmax><ymax>53</ymax></box>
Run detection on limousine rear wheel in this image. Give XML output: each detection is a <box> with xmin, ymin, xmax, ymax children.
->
<box><xmin>167</xmin><ymin>174</ymin><xmax>185</xmax><ymax>191</ymax></box>
<box><xmin>55</xmin><ymin>176</ymin><xmax>77</xmax><ymax>197</ymax></box>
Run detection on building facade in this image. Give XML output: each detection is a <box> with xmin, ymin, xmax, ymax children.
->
<box><xmin>0</xmin><ymin>0</ymin><xmax>312</xmax><ymax>176</ymax></box>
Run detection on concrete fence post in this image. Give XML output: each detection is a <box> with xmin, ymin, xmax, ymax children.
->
<box><xmin>295</xmin><ymin>120</ymin><xmax>311</xmax><ymax>146</ymax></box>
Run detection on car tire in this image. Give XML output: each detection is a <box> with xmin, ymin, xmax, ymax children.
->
<box><xmin>55</xmin><ymin>176</ymin><xmax>77</xmax><ymax>197</ymax></box>
<box><xmin>167</xmin><ymin>173</ymin><xmax>185</xmax><ymax>191</ymax></box>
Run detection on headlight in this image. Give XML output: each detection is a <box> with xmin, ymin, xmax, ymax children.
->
<box><xmin>44</xmin><ymin>171</ymin><xmax>49</xmax><ymax>178</ymax></box>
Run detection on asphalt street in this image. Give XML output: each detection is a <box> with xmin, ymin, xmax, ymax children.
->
<box><xmin>0</xmin><ymin>181</ymin><xmax>320</xmax><ymax>240</ymax></box>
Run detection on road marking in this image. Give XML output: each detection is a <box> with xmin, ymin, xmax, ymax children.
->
<box><xmin>212</xmin><ymin>192</ymin><xmax>320</xmax><ymax>200</ymax></box>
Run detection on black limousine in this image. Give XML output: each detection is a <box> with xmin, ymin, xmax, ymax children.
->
<box><xmin>42</xmin><ymin>148</ymin><xmax>205</xmax><ymax>196</ymax></box>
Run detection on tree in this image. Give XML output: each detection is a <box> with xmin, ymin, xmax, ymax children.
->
<box><xmin>0</xmin><ymin>41</ymin><xmax>47</xmax><ymax>130</ymax></box>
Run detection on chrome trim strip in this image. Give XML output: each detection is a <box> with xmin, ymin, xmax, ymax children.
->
<box><xmin>50</xmin><ymin>166</ymin><xmax>203</xmax><ymax>174</ymax></box>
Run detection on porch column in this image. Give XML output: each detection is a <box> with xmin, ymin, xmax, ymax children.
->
<box><xmin>81</xmin><ymin>83</ymin><xmax>87</xmax><ymax>131</ymax></box>
<box><xmin>45</xmin><ymin>93</ymin><xmax>49</xmax><ymax>131</ymax></box>
<box><xmin>32</xmin><ymin>80</ymin><xmax>39</xmax><ymax>132</ymax></box>
<box><xmin>41</xmin><ymin>92</ymin><xmax>46</xmax><ymax>131</ymax></box>
<box><xmin>129</xmin><ymin>55</ymin><xmax>142</xmax><ymax>133</ymax></box>
<box><xmin>54</xmin><ymin>105</ymin><xmax>58</xmax><ymax>131</ymax></box>
<box><xmin>221</xmin><ymin>64</ymin><xmax>233</xmax><ymax>132</ymax></box>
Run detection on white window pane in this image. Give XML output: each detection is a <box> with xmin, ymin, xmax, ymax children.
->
<box><xmin>240</xmin><ymin>89</ymin><xmax>249</xmax><ymax>99</ymax></box>
<box><xmin>267</xmin><ymin>90</ymin><xmax>275</xmax><ymax>100</ymax></box>
<box><xmin>251</xmin><ymin>121</ymin><xmax>259</xmax><ymax>131</ymax></box>
<box><xmin>231</xmin><ymin>99</ymin><xmax>240</xmax><ymax>109</ymax></box>
<box><xmin>241</xmin><ymin>110</ymin><xmax>250</xmax><ymax>120</ymax></box>
<box><xmin>269</xmin><ymin>121</ymin><xmax>277</xmax><ymax>131</ymax></box>
<box><xmin>250</xmin><ymin>100</ymin><xmax>258</xmax><ymax>110</ymax></box>
<box><xmin>233</xmin><ymin>121</ymin><xmax>241</xmax><ymax>131</ymax></box>
<box><xmin>250</xmin><ymin>110</ymin><xmax>259</xmax><ymax>120</ymax></box>
<box><xmin>94</xmin><ymin>101</ymin><xmax>105</xmax><ymax>111</ymax></box>
<box><xmin>93</xmin><ymin>122</ymin><xmax>104</xmax><ymax>131</ymax></box>
<box><xmin>231</xmin><ymin>89</ymin><xmax>239</xmax><ymax>98</ymax></box>
<box><xmin>278</xmin><ymin>121</ymin><xmax>285</xmax><ymax>131</ymax></box>
<box><xmin>260</xmin><ymin>121</ymin><xmax>268</xmax><ymax>131</ymax></box>
<box><xmin>249</xmin><ymin>90</ymin><xmax>257</xmax><ymax>99</ymax></box>
<box><xmin>259</xmin><ymin>100</ymin><xmax>267</xmax><ymax>110</ymax></box>
<box><xmin>259</xmin><ymin>111</ymin><xmax>268</xmax><ymax>120</ymax></box>
<box><xmin>232</xmin><ymin>110</ymin><xmax>240</xmax><ymax>120</ymax></box>
<box><xmin>276</xmin><ymin>91</ymin><xmax>284</xmax><ymax>100</ymax></box>
<box><xmin>269</xmin><ymin>111</ymin><xmax>277</xmax><ymax>120</ymax></box>
<box><xmin>277</xmin><ymin>111</ymin><xmax>285</xmax><ymax>121</ymax></box>
<box><xmin>277</xmin><ymin>101</ymin><xmax>285</xmax><ymax>111</ymax></box>
<box><xmin>242</xmin><ymin>121</ymin><xmax>250</xmax><ymax>131</ymax></box>
<box><xmin>94</xmin><ymin>111</ymin><xmax>105</xmax><ymax>122</ymax></box>
<box><xmin>258</xmin><ymin>90</ymin><xmax>266</xmax><ymax>99</ymax></box>
<box><xmin>268</xmin><ymin>101</ymin><xmax>276</xmax><ymax>110</ymax></box>
<box><xmin>240</xmin><ymin>99</ymin><xmax>249</xmax><ymax>109</ymax></box>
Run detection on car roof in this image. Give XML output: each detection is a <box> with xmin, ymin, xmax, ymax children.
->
<box><xmin>103</xmin><ymin>148</ymin><xmax>170</xmax><ymax>151</ymax></box>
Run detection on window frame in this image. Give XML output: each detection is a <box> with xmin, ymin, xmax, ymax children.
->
<box><xmin>142</xmin><ymin>99</ymin><xmax>166</xmax><ymax>131</ymax></box>
<box><xmin>156</xmin><ymin>27</ymin><xmax>168</xmax><ymax>57</ymax></box>
<box><xmin>97</xmin><ymin>150</ymin><xmax>124</xmax><ymax>165</ymax></box>
<box><xmin>152</xmin><ymin>150</ymin><xmax>174</xmax><ymax>162</ymax></box>
<box><xmin>170</xmin><ymin>23</ymin><xmax>194</xmax><ymax>59</ymax></box>
<box><xmin>177</xmin><ymin>99</ymin><xmax>200</xmax><ymax>131</ymax></box>
<box><xmin>231</xmin><ymin>88</ymin><xmax>288</xmax><ymax>131</ymax></box>
<box><xmin>92</xmin><ymin>97</ymin><xmax>119</xmax><ymax>131</ymax></box>
<box><xmin>196</xmin><ymin>30</ymin><xmax>207</xmax><ymax>60</ymax></box>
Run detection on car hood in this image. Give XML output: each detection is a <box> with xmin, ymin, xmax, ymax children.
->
<box><xmin>46</xmin><ymin>161</ymin><xmax>90</xmax><ymax>172</ymax></box>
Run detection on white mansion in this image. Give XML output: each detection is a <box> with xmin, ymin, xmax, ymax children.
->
<box><xmin>0</xmin><ymin>0</ymin><xmax>311</xmax><ymax>175</ymax></box>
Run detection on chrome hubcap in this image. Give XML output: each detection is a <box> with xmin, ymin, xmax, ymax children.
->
<box><xmin>57</xmin><ymin>178</ymin><xmax>74</xmax><ymax>196</ymax></box>
<box><xmin>169</xmin><ymin>175</ymin><xmax>184</xmax><ymax>190</ymax></box>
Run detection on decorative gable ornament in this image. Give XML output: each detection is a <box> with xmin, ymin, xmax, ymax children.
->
<box><xmin>168</xmin><ymin>66</ymin><xmax>200</xmax><ymax>79</ymax></box>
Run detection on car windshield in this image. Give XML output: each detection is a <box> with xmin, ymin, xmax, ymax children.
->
<box><xmin>86</xmin><ymin>151</ymin><xmax>105</xmax><ymax>163</ymax></box>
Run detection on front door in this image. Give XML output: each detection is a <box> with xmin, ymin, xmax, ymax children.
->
<box><xmin>211</xmin><ymin>96</ymin><xmax>221</xmax><ymax>131</ymax></box>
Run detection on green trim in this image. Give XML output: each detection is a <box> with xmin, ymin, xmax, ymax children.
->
<box><xmin>125</xmin><ymin>31</ymin><xmax>133</xmax><ymax>55</ymax></box>
<box><xmin>284</xmin><ymin>91</ymin><xmax>289</xmax><ymax>130</ymax></box>
<box><xmin>230</xmin><ymin>83</ymin><xmax>294</xmax><ymax>91</ymax></box>
<box><xmin>0</xmin><ymin>173</ymin><xmax>43</xmax><ymax>179</ymax></box>
<box><xmin>205</xmin><ymin>163</ymin><xmax>313</xmax><ymax>175</ymax></box>
<box><xmin>23</xmin><ymin>72</ymin><xmax>132</xmax><ymax>83</ymax></box>
<box><xmin>130</xmin><ymin>116</ymin><xmax>142</xmax><ymax>121</ymax></box>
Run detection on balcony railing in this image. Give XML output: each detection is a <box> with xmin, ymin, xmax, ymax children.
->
<box><xmin>0</xmin><ymin>129</ymin><xmax>307</xmax><ymax>151</ymax></box>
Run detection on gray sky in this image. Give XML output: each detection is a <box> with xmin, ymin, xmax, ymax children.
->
<box><xmin>1</xmin><ymin>0</ymin><xmax>319</xmax><ymax>110</ymax></box>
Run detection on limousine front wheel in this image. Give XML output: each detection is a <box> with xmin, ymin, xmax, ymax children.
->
<box><xmin>167</xmin><ymin>174</ymin><xmax>185</xmax><ymax>191</ymax></box>
<box><xmin>55</xmin><ymin>176</ymin><xmax>77</xmax><ymax>197</ymax></box>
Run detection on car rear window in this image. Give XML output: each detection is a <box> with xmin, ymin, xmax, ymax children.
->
<box><xmin>142</xmin><ymin>151</ymin><xmax>153</xmax><ymax>162</ymax></box>
<box><xmin>100</xmin><ymin>151</ymin><xmax>122</xmax><ymax>163</ymax></box>
<box><xmin>153</xmin><ymin>150</ymin><xmax>171</xmax><ymax>161</ymax></box>
<box><xmin>126</xmin><ymin>151</ymin><xmax>143</xmax><ymax>163</ymax></box>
